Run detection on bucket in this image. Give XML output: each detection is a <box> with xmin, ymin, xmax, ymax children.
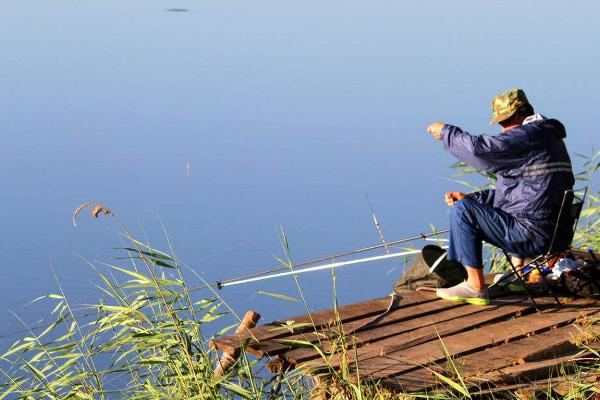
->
<box><xmin>393</xmin><ymin>245</ymin><xmax>467</xmax><ymax>295</ymax></box>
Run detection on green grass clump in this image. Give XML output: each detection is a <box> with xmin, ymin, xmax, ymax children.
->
<box><xmin>0</xmin><ymin>205</ymin><xmax>313</xmax><ymax>399</ymax></box>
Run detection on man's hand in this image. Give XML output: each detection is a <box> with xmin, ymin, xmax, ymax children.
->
<box><xmin>445</xmin><ymin>191</ymin><xmax>468</xmax><ymax>206</ymax></box>
<box><xmin>426</xmin><ymin>122</ymin><xmax>446</xmax><ymax>140</ymax></box>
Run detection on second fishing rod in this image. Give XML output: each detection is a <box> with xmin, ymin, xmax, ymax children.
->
<box><xmin>189</xmin><ymin>229</ymin><xmax>449</xmax><ymax>292</ymax></box>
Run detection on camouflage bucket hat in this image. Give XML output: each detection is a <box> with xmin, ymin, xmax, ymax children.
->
<box><xmin>489</xmin><ymin>88</ymin><xmax>530</xmax><ymax>125</ymax></box>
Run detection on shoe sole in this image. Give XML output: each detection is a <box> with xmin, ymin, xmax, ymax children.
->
<box><xmin>436</xmin><ymin>294</ymin><xmax>491</xmax><ymax>306</ymax></box>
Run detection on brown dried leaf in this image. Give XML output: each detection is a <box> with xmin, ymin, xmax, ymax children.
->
<box><xmin>72</xmin><ymin>202</ymin><xmax>113</xmax><ymax>227</ymax></box>
<box><xmin>91</xmin><ymin>204</ymin><xmax>112</xmax><ymax>218</ymax></box>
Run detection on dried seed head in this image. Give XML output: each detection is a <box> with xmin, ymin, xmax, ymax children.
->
<box><xmin>91</xmin><ymin>204</ymin><xmax>113</xmax><ymax>218</ymax></box>
<box><xmin>72</xmin><ymin>202</ymin><xmax>114</xmax><ymax>227</ymax></box>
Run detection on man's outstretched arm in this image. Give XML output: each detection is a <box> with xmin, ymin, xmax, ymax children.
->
<box><xmin>426</xmin><ymin>122</ymin><xmax>528</xmax><ymax>173</ymax></box>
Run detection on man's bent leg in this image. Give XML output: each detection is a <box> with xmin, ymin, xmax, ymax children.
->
<box><xmin>447</xmin><ymin>199</ymin><xmax>486</xmax><ymax>268</ymax></box>
<box><xmin>447</xmin><ymin>199</ymin><xmax>487</xmax><ymax>291</ymax></box>
<box><xmin>437</xmin><ymin>198</ymin><xmax>532</xmax><ymax>305</ymax></box>
<box><xmin>445</xmin><ymin>198</ymin><xmax>538</xmax><ymax>295</ymax></box>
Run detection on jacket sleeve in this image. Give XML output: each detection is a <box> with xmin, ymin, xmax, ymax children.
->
<box><xmin>469</xmin><ymin>189</ymin><xmax>495</xmax><ymax>206</ymax></box>
<box><xmin>441</xmin><ymin>124</ymin><xmax>529</xmax><ymax>173</ymax></box>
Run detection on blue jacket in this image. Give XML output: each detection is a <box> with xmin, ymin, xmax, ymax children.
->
<box><xmin>441</xmin><ymin>116</ymin><xmax>575</xmax><ymax>245</ymax></box>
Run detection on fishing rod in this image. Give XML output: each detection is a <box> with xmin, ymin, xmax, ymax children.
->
<box><xmin>217</xmin><ymin>249</ymin><xmax>439</xmax><ymax>288</ymax></box>
<box><xmin>188</xmin><ymin>229</ymin><xmax>449</xmax><ymax>291</ymax></box>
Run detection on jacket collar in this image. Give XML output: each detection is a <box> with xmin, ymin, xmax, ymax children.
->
<box><xmin>523</xmin><ymin>113</ymin><xmax>547</xmax><ymax>125</ymax></box>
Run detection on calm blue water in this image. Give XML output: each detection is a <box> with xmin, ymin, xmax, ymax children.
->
<box><xmin>1</xmin><ymin>1</ymin><xmax>599</xmax><ymax>345</ymax></box>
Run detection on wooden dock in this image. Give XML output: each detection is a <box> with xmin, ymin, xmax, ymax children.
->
<box><xmin>211</xmin><ymin>253</ymin><xmax>600</xmax><ymax>396</ymax></box>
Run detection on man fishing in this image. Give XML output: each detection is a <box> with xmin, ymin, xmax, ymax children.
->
<box><xmin>426</xmin><ymin>88</ymin><xmax>574</xmax><ymax>305</ymax></box>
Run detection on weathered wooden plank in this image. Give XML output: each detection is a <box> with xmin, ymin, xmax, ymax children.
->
<box><xmin>382</xmin><ymin>323</ymin><xmax>599</xmax><ymax>393</ymax></box>
<box><xmin>303</xmin><ymin>299</ymin><xmax>599</xmax><ymax>379</ymax></box>
<box><xmin>352</xmin><ymin>300</ymin><xmax>600</xmax><ymax>380</ymax></box>
<box><xmin>210</xmin><ymin>273</ymin><xmax>510</xmax><ymax>355</ymax></box>
<box><xmin>468</xmin><ymin>372</ymin><xmax>600</xmax><ymax>397</ymax></box>
<box><xmin>211</xmin><ymin>290</ymin><xmax>438</xmax><ymax>355</ymax></box>
<box><xmin>296</xmin><ymin>296</ymin><xmax>560</xmax><ymax>372</ymax></box>
<box><xmin>384</xmin><ymin>367</ymin><xmax>600</xmax><ymax>396</ymax></box>
<box><xmin>253</xmin><ymin>294</ymin><xmax>468</xmax><ymax>358</ymax></box>
<box><xmin>273</xmin><ymin>296</ymin><xmax>528</xmax><ymax>370</ymax></box>
<box><xmin>478</xmin><ymin>342</ymin><xmax>600</xmax><ymax>384</ymax></box>
<box><xmin>378</xmin><ymin>369</ymin><xmax>439</xmax><ymax>393</ymax></box>
<box><xmin>253</xmin><ymin>281</ymin><xmax>524</xmax><ymax>360</ymax></box>
<box><xmin>461</xmin><ymin>324</ymin><xmax>599</xmax><ymax>376</ymax></box>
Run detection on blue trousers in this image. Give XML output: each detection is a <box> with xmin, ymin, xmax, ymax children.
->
<box><xmin>448</xmin><ymin>199</ymin><xmax>546</xmax><ymax>269</ymax></box>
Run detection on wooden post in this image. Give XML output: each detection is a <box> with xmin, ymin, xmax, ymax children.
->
<box><xmin>214</xmin><ymin>310</ymin><xmax>261</xmax><ymax>377</ymax></box>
